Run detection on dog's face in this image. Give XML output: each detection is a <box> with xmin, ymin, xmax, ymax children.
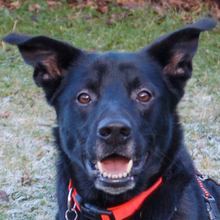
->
<box><xmin>58</xmin><ymin>52</ymin><xmax>173</xmax><ymax>195</ymax></box>
<box><xmin>3</xmin><ymin>19</ymin><xmax>217</xmax><ymax>201</ymax></box>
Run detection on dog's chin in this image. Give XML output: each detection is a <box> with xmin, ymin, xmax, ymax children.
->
<box><xmin>95</xmin><ymin>176</ymin><xmax>135</xmax><ymax>195</ymax></box>
<box><xmin>84</xmin><ymin>153</ymin><xmax>148</xmax><ymax>195</ymax></box>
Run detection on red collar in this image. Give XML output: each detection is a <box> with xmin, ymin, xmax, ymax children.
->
<box><xmin>68</xmin><ymin>177</ymin><xmax>162</xmax><ymax>220</ymax></box>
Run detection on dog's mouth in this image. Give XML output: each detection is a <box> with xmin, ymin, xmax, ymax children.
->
<box><xmin>85</xmin><ymin>153</ymin><xmax>148</xmax><ymax>194</ymax></box>
<box><xmin>96</xmin><ymin>154</ymin><xmax>133</xmax><ymax>179</ymax></box>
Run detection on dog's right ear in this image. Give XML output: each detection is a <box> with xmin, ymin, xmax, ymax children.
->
<box><xmin>143</xmin><ymin>18</ymin><xmax>217</xmax><ymax>100</ymax></box>
<box><xmin>3</xmin><ymin>33</ymin><xmax>83</xmax><ymax>103</ymax></box>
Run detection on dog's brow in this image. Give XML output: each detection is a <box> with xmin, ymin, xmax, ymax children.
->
<box><xmin>95</xmin><ymin>62</ymin><xmax>107</xmax><ymax>74</ymax></box>
<box><xmin>118</xmin><ymin>62</ymin><xmax>139</xmax><ymax>72</ymax></box>
<box><xmin>128</xmin><ymin>77</ymin><xmax>141</xmax><ymax>89</ymax></box>
<box><xmin>126</xmin><ymin>77</ymin><xmax>141</xmax><ymax>92</ymax></box>
<box><xmin>85</xmin><ymin>78</ymin><xmax>100</xmax><ymax>93</ymax></box>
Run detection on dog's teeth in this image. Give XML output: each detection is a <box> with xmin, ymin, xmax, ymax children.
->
<box><xmin>126</xmin><ymin>159</ymin><xmax>133</xmax><ymax>174</ymax></box>
<box><xmin>122</xmin><ymin>172</ymin><xmax>127</xmax><ymax>178</ymax></box>
<box><xmin>102</xmin><ymin>172</ymin><xmax>129</xmax><ymax>179</ymax></box>
<box><xmin>102</xmin><ymin>172</ymin><xmax>130</xmax><ymax>179</ymax></box>
<box><xmin>97</xmin><ymin>161</ymin><xmax>104</xmax><ymax>174</ymax></box>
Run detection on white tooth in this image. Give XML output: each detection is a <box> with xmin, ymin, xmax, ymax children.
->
<box><xmin>97</xmin><ymin>161</ymin><xmax>104</xmax><ymax>174</ymax></box>
<box><xmin>126</xmin><ymin>160</ymin><xmax>133</xmax><ymax>174</ymax></box>
<box><xmin>107</xmin><ymin>173</ymin><xmax>112</xmax><ymax>178</ymax></box>
<box><xmin>103</xmin><ymin>172</ymin><xmax>107</xmax><ymax>178</ymax></box>
<box><xmin>122</xmin><ymin>172</ymin><xmax>127</xmax><ymax>178</ymax></box>
<box><xmin>118</xmin><ymin>173</ymin><xmax>122</xmax><ymax>179</ymax></box>
<box><xmin>112</xmin><ymin>174</ymin><xmax>118</xmax><ymax>179</ymax></box>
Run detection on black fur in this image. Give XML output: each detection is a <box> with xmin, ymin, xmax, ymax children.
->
<box><xmin>3</xmin><ymin>18</ymin><xmax>220</xmax><ymax>220</ymax></box>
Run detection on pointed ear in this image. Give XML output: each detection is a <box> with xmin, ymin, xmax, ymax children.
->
<box><xmin>3</xmin><ymin>33</ymin><xmax>83</xmax><ymax>103</ymax></box>
<box><xmin>143</xmin><ymin>18</ymin><xmax>217</xmax><ymax>99</ymax></box>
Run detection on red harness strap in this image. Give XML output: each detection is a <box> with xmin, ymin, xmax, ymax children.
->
<box><xmin>195</xmin><ymin>175</ymin><xmax>210</xmax><ymax>198</ymax></box>
<box><xmin>68</xmin><ymin>177</ymin><xmax>162</xmax><ymax>220</ymax></box>
<box><xmin>195</xmin><ymin>174</ymin><xmax>220</xmax><ymax>220</ymax></box>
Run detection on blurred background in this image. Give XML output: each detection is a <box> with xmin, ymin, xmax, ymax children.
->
<box><xmin>0</xmin><ymin>0</ymin><xmax>220</xmax><ymax>219</ymax></box>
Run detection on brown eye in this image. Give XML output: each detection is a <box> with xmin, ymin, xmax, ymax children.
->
<box><xmin>78</xmin><ymin>93</ymin><xmax>91</xmax><ymax>104</ymax></box>
<box><xmin>138</xmin><ymin>91</ymin><xmax>151</xmax><ymax>102</ymax></box>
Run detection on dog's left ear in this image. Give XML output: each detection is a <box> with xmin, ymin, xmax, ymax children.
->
<box><xmin>3</xmin><ymin>33</ymin><xmax>83</xmax><ymax>103</ymax></box>
<box><xmin>144</xmin><ymin>18</ymin><xmax>217</xmax><ymax>99</ymax></box>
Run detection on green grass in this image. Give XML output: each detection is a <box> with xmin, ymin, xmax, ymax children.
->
<box><xmin>0</xmin><ymin>1</ymin><xmax>220</xmax><ymax>219</ymax></box>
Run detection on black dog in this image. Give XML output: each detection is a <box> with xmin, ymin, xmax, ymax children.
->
<box><xmin>3</xmin><ymin>18</ymin><xmax>220</xmax><ymax>220</ymax></box>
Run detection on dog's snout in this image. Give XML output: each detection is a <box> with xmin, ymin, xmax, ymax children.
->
<box><xmin>98</xmin><ymin>118</ymin><xmax>132</xmax><ymax>146</ymax></box>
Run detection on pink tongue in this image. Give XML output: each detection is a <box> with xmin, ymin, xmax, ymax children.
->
<box><xmin>101</xmin><ymin>156</ymin><xmax>129</xmax><ymax>174</ymax></box>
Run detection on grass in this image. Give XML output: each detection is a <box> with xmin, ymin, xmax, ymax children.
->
<box><xmin>0</xmin><ymin>1</ymin><xmax>220</xmax><ymax>219</ymax></box>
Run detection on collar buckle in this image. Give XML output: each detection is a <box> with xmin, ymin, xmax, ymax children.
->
<box><xmin>75</xmin><ymin>193</ymin><xmax>116</xmax><ymax>220</ymax></box>
<box><xmin>204</xmin><ymin>195</ymin><xmax>220</xmax><ymax>220</ymax></box>
<box><xmin>80</xmin><ymin>202</ymin><xmax>115</xmax><ymax>220</ymax></box>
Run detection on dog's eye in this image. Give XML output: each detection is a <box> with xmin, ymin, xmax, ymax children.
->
<box><xmin>78</xmin><ymin>93</ymin><xmax>91</xmax><ymax>104</ymax></box>
<box><xmin>138</xmin><ymin>91</ymin><xmax>151</xmax><ymax>102</ymax></box>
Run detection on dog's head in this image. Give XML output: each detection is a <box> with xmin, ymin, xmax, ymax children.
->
<box><xmin>3</xmin><ymin>19</ymin><xmax>217</xmax><ymax>202</ymax></box>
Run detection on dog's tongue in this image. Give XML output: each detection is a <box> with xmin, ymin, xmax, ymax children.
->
<box><xmin>101</xmin><ymin>156</ymin><xmax>129</xmax><ymax>174</ymax></box>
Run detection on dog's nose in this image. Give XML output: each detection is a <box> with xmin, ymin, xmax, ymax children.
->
<box><xmin>98</xmin><ymin>118</ymin><xmax>132</xmax><ymax>146</ymax></box>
